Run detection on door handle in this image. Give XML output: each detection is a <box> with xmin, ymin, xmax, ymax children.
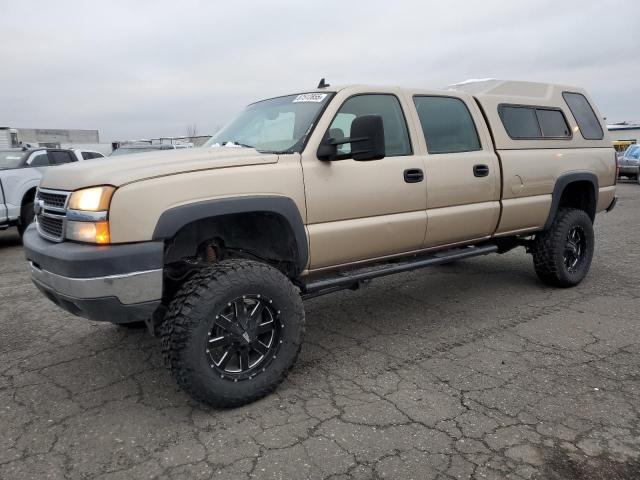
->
<box><xmin>473</xmin><ymin>164</ymin><xmax>489</xmax><ymax>177</ymax></box>
<box><xmin>404</xmin><ymin>168</ymin><xmax>424</xmax><ymax>183</ymax></box>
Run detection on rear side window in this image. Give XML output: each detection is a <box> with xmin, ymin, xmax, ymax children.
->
<box><xmin>562</xmin><ymin>92</ymin><xmax>604</xmax><ymax>140</ymax></box>
<box><xmin>499</xmin><ymin>105</ymin><xmax>571</xmax><ymax>139</ymax></box>
<box><xmin>537</xmin><ymin>109</ymin><xmax>571</xmax><ymax>137</ymax></box>
<box><xmin>49</xmin><ymin>151</ymin><xmax>76</xmax><ymax>164</ymax></box>
<box><xmin>499</xmin><ymin>106</ymin><xmax>541</xmax><ymax>138</ymax></box>
<box><xmin>413</xmin><ymin>96</ymin><xmax>481</xmax><ymax>154</ymax></box>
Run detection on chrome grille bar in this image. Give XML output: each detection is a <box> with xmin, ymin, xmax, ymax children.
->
<box><xmin>35</xmin><ymin>188</ymin><xmax>71</xmax><ymax>242</ymax></box>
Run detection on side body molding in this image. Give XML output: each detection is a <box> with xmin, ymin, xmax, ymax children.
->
<box><xmin>152</xmin><ymin>196</ymin><xmax>309</xmax><ymax>273</ymax></box>
<box><xmin>543</xmin><ymin>172</ymin><xmax>598</xmax><ymax>229</ymax></box>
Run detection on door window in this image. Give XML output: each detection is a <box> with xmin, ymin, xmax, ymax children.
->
<box><xmin>29</xmin><ymin>152</ymin><xmax>50</xmax><ymax>167</ymax></box>
<box><xmin>413</xmin><ymin>96</ymin><xmax>481</xmax><ymax>154</ymax></box>
<box><xmin>328</xmin><ymin>94</ymin><xmax>411</xmax><ymax>156</ymax></box>
<box><xmin>49</xmin><ymin>151</ymin><xmax>76</xmax><ymax>164</ymax></box>
<box><xmin>82</xmin><ymin>151</ymin><xmax>103</xmax><ymax>159</ymax></box>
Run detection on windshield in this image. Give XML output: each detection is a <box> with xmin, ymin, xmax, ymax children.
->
<box><xmin>110</xmin><ymin>146</ymin><xmax>163</xmax><ymax>156</ymax></box>
<box><xmin>0</xmin><ymin>150</ymin><xmax>26</xmax><ymax>169</ymax></box>
<box><xmin>204</xmin><ymin>92</ymin><xmax>334</xmax><ymax>153</ymax></box>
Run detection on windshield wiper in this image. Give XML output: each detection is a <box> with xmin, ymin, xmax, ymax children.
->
<box><xmin>227</xmin><ymin>141</ymin><xmax>255</xmax><ymax>149</ymax></box>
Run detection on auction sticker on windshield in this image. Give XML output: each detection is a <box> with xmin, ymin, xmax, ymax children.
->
<box><xmin>293</xmin><ymin>93</ymin><xmax>327</xmax><ymax>103</ymax></box>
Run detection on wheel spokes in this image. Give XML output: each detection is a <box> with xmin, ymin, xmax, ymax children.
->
<box><xmin>216</xmin><ymin>349</ymin><xmax>233</xmax><ymax>368</ymax></box>
<box><xmin>206</xmin><ymin>294</ymin><xmax>280</xmax><ymax>379</ymax></box>
<box><xmin>252</xmin><ymin>341</ymin><xmax>269</xmax><ymax>356</ymax></box>
<box><xmin>564</xmin><ymin>227</ymin><xmax>585</xmax><ymax>271</ymax></box>
<box><xmin>250</xmin><ymin>302</ymin><xmax>266</xmax><ymax>321</ymax></box>
<box><xmin>239</xmin><ymin>349</ymin><xmax>250</xmax><ymax>371</ymax></box>
<box><xmin>208</xmin><ymin>335</ymin><xmax>229</xmax><ymax>348</ymax></box>
<box><xmin>256</xmin><ymin>321</ymin><xmax>274</xmax><ymax>335</ymax></box>
<box><xmin>233</xmin><ymin>298</ymin><xmax>248</xmax><ymax>319</ymax></box>
<box><xmin>215</xmin><ymin>313</ymin><xmax>241</xmax><ymax>335</ymax></box>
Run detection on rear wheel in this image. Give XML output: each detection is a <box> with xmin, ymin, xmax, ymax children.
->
<box><xmin>161</xmin><ymin>259</ymin><xmax>304</xmax><ymax>407</ymax></box>
<box><xmin>531</xmin><ymin>208</ymin><xmax>594</xmax><ymax>288</ymax></box>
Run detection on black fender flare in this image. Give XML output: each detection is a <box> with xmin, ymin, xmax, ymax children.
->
<box><xmin>543</xmin><ymin>172</ymin><xmax>598</xmax><ymax>229</ymax></box>
<box><xmin>152</xmin><ymin>195</ymin><xmax>308</xmax><ymax>273</ymax></box>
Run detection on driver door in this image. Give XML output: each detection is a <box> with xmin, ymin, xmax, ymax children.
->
<box><xmin>301</xmin><ymin>91</ymin><xmax>427</xmax><ymax>270</ymax></box>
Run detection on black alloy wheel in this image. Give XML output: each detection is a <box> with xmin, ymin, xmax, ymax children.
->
<box><xmin>563</xmin><ymin>226</ymin><xmax>587</xmax><ymax>273</ymax></box>
<box><xmin>206</xmin><ymin>295</ymin><xmax>282</xmax><ymax>381</ymax></box>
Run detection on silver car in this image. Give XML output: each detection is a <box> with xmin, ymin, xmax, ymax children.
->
<box><xmin>619</xmin><ymin>144</ymin><xmax>640</xmax><ymax>183</ymax></box>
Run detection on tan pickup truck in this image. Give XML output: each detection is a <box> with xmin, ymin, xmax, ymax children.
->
<box><xmin>23</xmin><ymin>79</ymin><xmax>617</xmax><ymax>407</ymax></box>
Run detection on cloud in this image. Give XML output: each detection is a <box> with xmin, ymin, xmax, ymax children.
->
<box><xmin>1</xmin><ymin>0</ymin><xmax>638</xmax><ymax>141</ymax></box>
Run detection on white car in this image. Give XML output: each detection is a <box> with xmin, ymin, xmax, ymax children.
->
<box><xmin>0</xmin><ymin>147</ymin><xmax>104</xmax><ymax>236</ymax></box>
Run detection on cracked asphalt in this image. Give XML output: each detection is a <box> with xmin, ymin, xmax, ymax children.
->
<box><xmin>1</xmin><ymin>183</ymin><xmax>639</xmax><ymax>480</ymax></box>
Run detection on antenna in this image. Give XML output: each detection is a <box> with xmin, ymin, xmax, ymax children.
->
<box><xmin>317</xmin><ymin>78</ymin><xmax>330</xmax><ymax>89</ymax></box>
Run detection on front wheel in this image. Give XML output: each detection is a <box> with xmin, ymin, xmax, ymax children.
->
<box><xmin>17</xmin><ymin>202</ymin><xmax>35</xmax><ymax>237</ymax></box>
<box><xmin>161</xmin><ymin>260</ymin><xmax>305</xmax><ymax>408</ymax></box>
<box><xmin>531</xmin><ymin>208</ymin><xmax>594</xmax><ymax>288</ymax></box>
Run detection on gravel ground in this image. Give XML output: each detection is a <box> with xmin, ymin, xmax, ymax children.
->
<box><xmin>0</xmin><ymin>183</ymin><xmax>638</xmax><ymax>480</ymax></box>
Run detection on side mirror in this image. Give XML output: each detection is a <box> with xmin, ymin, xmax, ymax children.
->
<box><xmin>317</xmin><ymin>114</ymin><xmax>385</xmax><ymax>161</ymax></box>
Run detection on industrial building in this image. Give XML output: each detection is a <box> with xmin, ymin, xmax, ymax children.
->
<box><xmin>607</xmin><ymin>122</ymin><xmax>640</xmax><ymax>152</ymax></box>
<box><xmin>0</xmin><ymin>126</ymin><xmax>111</xmax><ymax>154</ymax></box>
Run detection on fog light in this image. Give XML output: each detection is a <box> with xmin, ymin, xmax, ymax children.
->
<box><xmin>66</xmin><ymin>220</ymin><xmax>110</xmax><ymax>244</ymax></box>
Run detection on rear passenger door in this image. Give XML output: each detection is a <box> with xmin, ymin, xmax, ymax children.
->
<box><xmin>408</xmin><ymin>94</ymin><xmax>501</xmax><ymax>247</ymax></box>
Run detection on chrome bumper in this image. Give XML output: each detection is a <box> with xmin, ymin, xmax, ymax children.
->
<box><xmin>29</xmin><ymin>262</ymin><xmax>162</xmax><ymax>305</ymax></box>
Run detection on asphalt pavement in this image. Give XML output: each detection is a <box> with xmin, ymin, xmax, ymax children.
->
<box><xmin>1</xmin><ymin>183</ymin><xmax>638</xmax><ymax>480</ymax></box>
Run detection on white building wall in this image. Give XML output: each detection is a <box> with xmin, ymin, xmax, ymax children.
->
<box><xmin>608</xmin><ymin>128</ymin><xmax>640</xmax><ymax>143</ymax></box>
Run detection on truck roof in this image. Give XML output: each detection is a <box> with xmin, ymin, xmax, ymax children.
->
<box><xmin>448</xmin><ymin>78</ymin><xmax>586</xmax><ymax>101</ymax></box>
<box><xmin>313</xmin><ymin>80</ymin><xmax>610</xmax><ymax>150</ymax></box>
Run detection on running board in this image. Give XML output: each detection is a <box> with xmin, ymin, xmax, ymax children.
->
<box><xmin>300</xmin><ymin>244</ymin><xmax>499</xmax><ymax>299</ymax></box>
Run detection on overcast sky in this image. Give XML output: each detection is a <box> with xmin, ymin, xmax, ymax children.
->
<box><xmin>1</xmin><ymin>0</ymin><xmax>638</xmax><ymax>142</ymax></box>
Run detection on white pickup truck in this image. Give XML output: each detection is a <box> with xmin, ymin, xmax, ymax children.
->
<box><xmin>0</xmin><ymin>148</ymin><xmax>104</xmax><ymax>235</ymax></box>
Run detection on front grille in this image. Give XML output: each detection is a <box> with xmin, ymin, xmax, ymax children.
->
<box><xmin>37</xmin><ymin>215</ymin><xmax>64</xmax><ymax>239</ymax></box>
<box><xmin>35</xmin><ymin>188</ymin><xmax>70</xmax><ymax>242</ymax></box>
<box><xmin>38</xmin><ymin>191</ymin><xmax>68</xmax><ymax>209</ymax></box>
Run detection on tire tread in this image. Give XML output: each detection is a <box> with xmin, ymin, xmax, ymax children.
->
<box><xmin>160</xmin><ymin>259</ymin><xmax>304</xmax><ymax>407</ymax></box>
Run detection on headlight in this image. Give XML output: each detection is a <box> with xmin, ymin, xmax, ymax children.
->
<box><xmin>66</xmin><ymin>186</ymin><xmax>115</xmax><ymax>244</ymax></box>
<box><xmin>68</xmin><ymin>186</ymin><xmax>115</xmax><ymax>211</ymax></box>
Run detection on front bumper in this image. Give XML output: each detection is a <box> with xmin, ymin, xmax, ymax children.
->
<box><xmin>23</xmin><ymin>224</ymin><xmax>164</xmax><ymax>324</ymax></box>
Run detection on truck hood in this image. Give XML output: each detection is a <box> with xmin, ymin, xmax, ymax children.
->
<box><xmin>39</xmin><ymin>147</ymin><xmax>279</xmax><ymax>191</ymax></box>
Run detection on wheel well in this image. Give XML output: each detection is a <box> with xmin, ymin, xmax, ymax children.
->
<box><xmin>22</xmin><ymin>188</ymin><xmax>37</xmax><ymax>207</ymax></box>
<box><xmin>557</xmin><ymin>181</ymin><xmax>596</xmax><ymax>222</ymax></box>
<box><xmin>164</xmin><ymin>212</ymin><xmax>302</xmax><ymax>277</ymax></box>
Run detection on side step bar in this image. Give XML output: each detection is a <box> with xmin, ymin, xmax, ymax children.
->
<box><xmin>300</xmin><ymin>244</ymin><xmax>498</xmax><ymax>299</ymax></box>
